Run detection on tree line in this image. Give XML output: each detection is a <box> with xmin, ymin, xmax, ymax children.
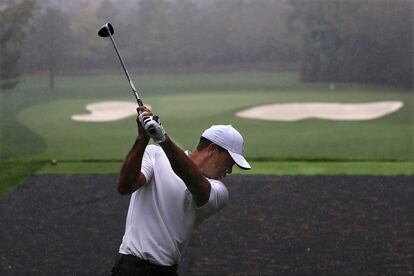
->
<box><xmin>0</xmin><ymin>0</ymin><xmax>412</xmax><ymax>90</ymax></box>
<box><xmin>291</xmin><ymin>0</ymin><xmax>413</xmax><ymax>88</ymax></box>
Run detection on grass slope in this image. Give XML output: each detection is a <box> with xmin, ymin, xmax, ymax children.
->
<box><xmin>0</xmin><ymin>161</ymin><xmax>44</xmax><ymax>198</ymax></box>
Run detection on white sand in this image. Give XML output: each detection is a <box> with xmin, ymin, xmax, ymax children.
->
<box><xmin>236</xmin><ymin>101</ymin><xmax>403</xmax><ymax>121</ymax></box>
<box><xmin>71</xmin><ymin>101</ymin><xmax>139</xmax><ymax>122</ymax></box>
<box><xmin>72</xmin><ymin>100</ymin><xmax>403</xmax><ymax>123</ymax></box>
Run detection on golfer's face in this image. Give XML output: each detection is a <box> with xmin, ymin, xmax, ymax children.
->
<box><xmin>207</xmin><ymin>147</ymin><xmax>235</xmax><ymax>180</ymax></box>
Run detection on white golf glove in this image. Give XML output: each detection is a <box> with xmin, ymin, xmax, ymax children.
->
<box><xmin>139</xmin><ymin>112</ymin><xmax>166</xmax><ymax>143</ymax></box>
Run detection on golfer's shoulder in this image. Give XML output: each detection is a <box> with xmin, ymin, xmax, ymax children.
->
<box><xmin>208</xmin><ymin>179</ymin><xmax>229</xmax><ymax>200</ymax></box>
<box><xmin>146</xmin><ymin>144</ymin><xmax>163</xmax><ymax>155</ymax></box>
<box><xmin>145</xmin><ymin>144</ymin><xmax>170</xmax><ymax>162</ymax></box>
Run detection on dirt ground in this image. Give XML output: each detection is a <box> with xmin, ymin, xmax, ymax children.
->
<box><xmin>1</xmin><ymin>174</ymin><xmax>413</xmax><ymax>275</ymax></box>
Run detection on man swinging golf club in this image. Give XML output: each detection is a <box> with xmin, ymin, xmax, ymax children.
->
<box><xmin>97</xmin><ymin>23</ymin><xmax>250</xmax><ymax>274</ymax></box>
<box><xmin>111</xmin><ymin>106</ymin><xmax>251</xmax><ymax>275</ymax></box>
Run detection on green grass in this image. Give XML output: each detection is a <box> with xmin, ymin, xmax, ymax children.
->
<box><xmin>37</xmin><ymin>160</ymin><xmax>414</xmax><ymax>176</ymax></box>
<box><xmin>1</xmin><ymin>71</ymin><xmax>413</xmax><ymax>198</ymax></box>
<box><xmin>0</xmin><ymin>161</ymin><xmax>44</xmax><ymax>198</ymax></box>
<box><xmin>38</xmin><ymin>160</ymin><xmax>123</xmax><ymax>174</ymax></box>
<box><xmin>235</xmin><ymin>161</ymin><xmax>414</xmax><ymax>175</ymax></box>
<box><xmin>14</xmin><ymin>82</ymin><xmax>414</xmax><ymax>161</ymax></box>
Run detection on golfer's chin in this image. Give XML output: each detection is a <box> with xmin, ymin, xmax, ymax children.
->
<box><xmin>203</xmin><ymin>173</ymin><xmax>223</xmax><ymax>180</ymax></box>
<box><xmin>211</xmin><ymin>175</ymin><xmax>227</xmax><ymax>180</ymax></box>
<box><xmin>217</xmin><ymin>174</ymin><xmax>226</xmax><ymax>180</ymax></box>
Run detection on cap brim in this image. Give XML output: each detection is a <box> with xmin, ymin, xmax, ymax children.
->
<box><xmin>228</xmin><ymin>151</ymin><xmax>251</xmax><ymax>170</ymax></box>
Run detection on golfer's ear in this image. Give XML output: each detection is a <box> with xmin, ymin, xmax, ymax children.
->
<box><xmin>207</xmin><ymin>143</ymin><xmax>216</xmax><ymax>152</ymax></box>
<box><xmin>208</xmin><ymin>143</ymin><xmax>222</xmax><ymax>155</ymax></box>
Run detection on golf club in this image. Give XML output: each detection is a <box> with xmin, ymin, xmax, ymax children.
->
<box><xmin>98</xmin><ymin>23</ymin><xmax>143</xmax><ymax>106</ymax></box>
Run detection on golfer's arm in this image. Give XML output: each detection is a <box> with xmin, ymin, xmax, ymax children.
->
<box><xmin>117</xmin><ymin>137</ymin><xmax>148</xmax><ymax>195</ymax></box>
<box><xmin>160</xmin><ymin>136</ymin><xmax>211</xmax><ymax>207</ymax></box>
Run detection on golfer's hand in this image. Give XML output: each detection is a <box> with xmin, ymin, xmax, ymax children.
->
<box><xmin>136</xmin><ymin>107</ymin><xmax>151</xmax><ymax>141</ymax></box>
<box><xmin>137</xmin><ymin>107</ymin><xmax>166</xmax><ymax>144</ymax></box>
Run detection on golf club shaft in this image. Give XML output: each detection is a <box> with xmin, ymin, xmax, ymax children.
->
<box><xmin>107</xmin><ymin>28</ymin><xmax>143</xmax><ymax>106</ymax></box>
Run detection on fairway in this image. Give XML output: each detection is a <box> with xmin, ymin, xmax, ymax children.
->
<box><xmin>1</xmin><ymin>71</ymin><xmax>413</xmax><ymax>197</ymax></box>
<box><xmin>15</xmin><ymin>74</ymin><xmax>414</xmax><ymax>162</ymax></box>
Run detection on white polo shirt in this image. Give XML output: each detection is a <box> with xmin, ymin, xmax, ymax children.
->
<box><xmin>119</xmin><ymin>145</ymin><xmax>229</xmax><ymax>266</ymax></box>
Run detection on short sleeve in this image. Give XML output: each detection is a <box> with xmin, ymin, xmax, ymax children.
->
<box><xmin>140</xmin><ymin>145</ymin><xmax>155</xmax><ymax>183</ymax></box>
<box><xmin>197</xmin><ymin>179</ymin><xmax>229</xmax><ymax>215</ymax></box>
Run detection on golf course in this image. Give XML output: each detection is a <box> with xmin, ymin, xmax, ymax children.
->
<box><xmin>1</xmin><ymin>71</ymin><xmax>413</xmax><ymax>275</ymax></box>
<box><xmin>0</xmin><ymin>72</ymin><xmax>414</xmax><ymax>275</ymax></box>
<box><xmin>0</xmin><ymin>71</ymin><xmax>413</xmax><ymax>197</ymax></box>
<box><xmin>1</xmin><ymin>0</ymin><xmax>413</xmax><ymax>274</ymax></box>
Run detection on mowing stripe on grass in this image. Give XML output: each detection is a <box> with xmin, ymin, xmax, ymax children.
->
<box><xmin>0</xmin><ymin>161</ymin><xmax>44</xmax><ymax>198</ymax></box>
<box><xmin>36</xmin><ymin>161</ymin><xmax>414</xmax><ymax>176</ymax></box>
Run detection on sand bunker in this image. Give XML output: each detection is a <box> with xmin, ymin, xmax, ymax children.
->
<box><xmin>236</xmin><ymin>101</ymin><xmax>403</xmax><ymax>121</ymax></box>
<box><xmin>72</xmin><ymin>101</ymin><xmax>139</xmax><ymax>122</ymax></box>
<box><xmin>73</xmin><ymin>100</ymin><xmax>403</xmax><ymax>123</ymax></box>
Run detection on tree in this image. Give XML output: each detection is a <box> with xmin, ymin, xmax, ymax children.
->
<box><xmin>26</xmin><ymin>8</ymin><xmax>71</xmax><ymax>89</ymax></box>
<box><xmin>69</xmin><ymin>3</ymin><xmax>101</xmax><ymax>70</ymax></box>
<box><xmin>96</xmin><ymin>0</ymin><xmax>121</xmax><ymax>69</ymax></box>
<box><xmin>289</xmin><ymin>0</ymin><xmax>413</xmax><ymax>88</ymax></box>
<box><xmin>345</xmin><ymin>0</ymin><xmax>413</xmax><ymax>87</ymax></box>
<box><xmin>136</xmin><ymin>0</ymin><xmax>175</xmax><ymax>67</ymax></box>
<box><xmin>0</xmin><ymin>0</ymin><xmax>36</xmax><ymax>90</ymax></box>
<box><xmin>96</xmin><ymin>0</ymin><xmax>118</xmax><ymax>22</ymax></box>
<box><xmin>170</xmin><ymin>0</ymin><xmax>203</xmax><ymax>66</ymax></box>
<box><xmin>225</xmin><ymin>0</ymin><xmax>299</xmax><ymax>67</ymax></box>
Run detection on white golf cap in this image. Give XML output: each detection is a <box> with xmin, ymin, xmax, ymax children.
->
<box><xmin>202</xmin><ymin>125</ymin><xmax>251</xmax><ymax>170</ymax></box>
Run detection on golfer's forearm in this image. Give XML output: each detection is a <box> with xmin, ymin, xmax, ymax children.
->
<box><xmin>161</xmin><ymin>136</ymin><xmax>210</xmax><ymax>205</ymax></box>
<box><xmin>117</xmin><ymin>137</ymin><xmax>148</xmax><ymax>194</ymax></box>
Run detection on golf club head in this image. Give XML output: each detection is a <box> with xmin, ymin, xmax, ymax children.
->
<box><xmin>98</xmin><ymin>23</ymin><xmax>114</xmax><ymax>37</ymax></box>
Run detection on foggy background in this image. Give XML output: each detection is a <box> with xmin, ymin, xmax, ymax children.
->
<box><xmin>0</xmin><ymin>2</ymin><xmax>413</xmax><ymax>274</ymax></box>
<box><xmin>0</xmin><ymin>0</ymin><xmax>412</xmax><ymax>90</ymax></box>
